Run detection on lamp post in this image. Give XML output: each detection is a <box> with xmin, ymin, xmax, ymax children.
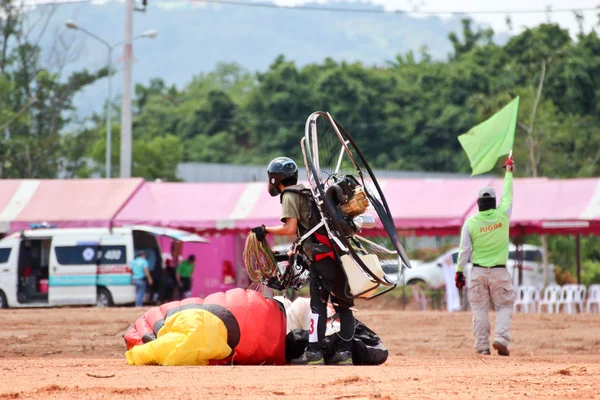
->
<box><xmin>65</xmin><ymin>20</ymin><xmax>157</xmax><ymax>178</ymax></box>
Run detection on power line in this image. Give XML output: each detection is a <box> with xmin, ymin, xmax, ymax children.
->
<box><xmin>23</xmin><ymin>0</ymin><xmax>600</xmax><ymax>15</ymax></box>
<box><xmin>22</xmin><ymin>0</ymin><xmax>93</xmax><ymax>7</ymax></box>
<box><xmin>183</xmin><ymin>0</ymin><xmax>600</xmax><ymax>15</ymax></box>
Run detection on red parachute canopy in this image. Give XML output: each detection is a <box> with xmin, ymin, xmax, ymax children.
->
<box><xmin>124</xmin><ymin>288</ymin><xmax>287</xmax><ymax>365</ymax></box>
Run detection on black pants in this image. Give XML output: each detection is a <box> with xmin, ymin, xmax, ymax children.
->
<box><xmin>161</xmin><ymin>277</ymin><xmax>175</xmax><ymax>303</ymax></box>
<box><xmin>150</xmin><ymin>268</ymin><xmax>163</xmax><ymax>303</ymax></box>
<box><xmin>309</xmin><ymin>256</ymin><xmax>355</xmax><ymax>352</ymax></box>
<box><xmin>179</xmin><ymin>277</ymin><xmax>192</xmax><ymax>298</ymax></box>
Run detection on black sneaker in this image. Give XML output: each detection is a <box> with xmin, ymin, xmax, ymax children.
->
<box><xmin>476</xmin><ymin>348</ymin><xmax>491</xmax><ymax>355</ymax></box>
<box><xmin>326</xmin><ymin>351</ymin><xmax>353</xmax><ymax>366</ymax></box>
<box><xmin>493</xmin><ymin>341</ymin><xmax>510</xmax><ymax>356</ymax></box>
<box><xmin>290</xmin><ymin>350</ymin><xmax>325</xmax><ymax>365</ymax></box>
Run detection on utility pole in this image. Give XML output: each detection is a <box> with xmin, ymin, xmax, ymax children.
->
<box><xmin>120</xmin><ymin>0</ymin><xmax>135</xmax><ymax>178</ymax></box>
<box><xmin>106</xmin><ymin>47</ymin><xmax>113</xmax><ymax>179</ymax></box>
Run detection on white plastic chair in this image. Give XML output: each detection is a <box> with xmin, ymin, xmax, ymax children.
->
<box><xmin>574</xmin><ymin>285</ymin><xmax>587</xmax><ymax>313</ymax></box>
<box><xmin>533</xmin><ymin>286</ymin><xmax>543</xmax><ymax>309</ymax></box>
<box><xmin>538</xmin><ymin>285</ymin><xmax>561</xmax><ymax>313</ymax></box>
<box><xmin>557</xmin><ymin>285</ymin><xmax>582</xmax><ymax>314</ymax></box>
<box><xmin>514</xmin><ymin>285</ymin><xmax>537</xmax><ymax>313</ymax></box>
<box><xmin>586</xmin><ymin>284</ymin><xmax>600</xmax><ymax>313</ymax></box>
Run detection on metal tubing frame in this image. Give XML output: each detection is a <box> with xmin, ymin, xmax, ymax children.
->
<box><xmin>301</xmin><ymin>112</ymin><xmax>397</xmax><ymax>296</ymax></box>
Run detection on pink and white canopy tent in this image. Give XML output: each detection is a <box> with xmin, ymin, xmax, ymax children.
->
<box><xmin>1</xmin><ymin>177</ymin><xmax>597</xmax><ymax>292</ymax></box>
<box><xmin>112</xmin><ymin>182</ymin><xmax>277</xmax><ymax>234</ymax></box>
<box><xmin>0</xmin><ymin>180</ymin><xmax>27</xmax><ymax>232</ymax></box>
<box><xmin>0</xmin><ymin>178</ymin><xmax>144</xmax><ymax>232</ymax></box>
<box><xmin>0</xmin><ymin>177</ymin><xmax>597</xmax><ymax>237</ymax></box>
<box><xmin>109</xmin><ymin>178</ymin><xmax>600</xmax><ymax>236</ymax></box>
<box><xmin>483</xmin><ymin>177</ymin><xmax>600</xmax><ymax>236</ymax></box>
<box><xmin>380</xmin><ymin>178</ymin><xmax>494</xmax><ymax>236</ymax></box>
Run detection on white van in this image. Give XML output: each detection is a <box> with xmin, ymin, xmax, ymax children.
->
<box><xmin>0</xmin><ymin>225</ymin><xmax>207</xmax><ymax>309</ymax></box>
<box><xmin>400</xmin><ymin>244</ymin><xmax>556</xmax><ymax>288</ymax></box>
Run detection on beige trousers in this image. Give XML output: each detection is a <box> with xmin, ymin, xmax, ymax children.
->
<box><xmin>468</xmin><ymin>267</ymin><xmax>516</xmax><ymax>351</ymax></box>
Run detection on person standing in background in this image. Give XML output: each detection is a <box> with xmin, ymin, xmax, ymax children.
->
<box><xmin>130</xmin><ymin>251</ymin><xmax>153</xmax><ymax>307</ymax></box>
<box><xmin>442</xmin><ymin>253</ymin><xmax>461</xmax><ymax>313</ymax></box>
<box><xmin>149</xmin><ymin>254</ymin><xmax>164</xmax><ymax>304</ymax></box>
<box><xmin>161</xmin><ymin>258</ymin><xmax>176</xmax><ymax>303</ymax></box>
<box><xmin>455</xmin><ymin>157</ymin><xmax>515</xmax><ymax>356</ymax></box>
<box><xmin>176</xmin><ymin>255</ymin><xmax>195</xmax><ymax>299</ymax></box>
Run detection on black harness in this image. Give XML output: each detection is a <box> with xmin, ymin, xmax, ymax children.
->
<box><xmin>280</xmin><ymin>185</ymin><xmax>335</xmax><ymax>261</ymax></box>
<box><xmin>280</xmin><ymin>185</ymin><xmax>327</xmax><ymax>239</ymax></box>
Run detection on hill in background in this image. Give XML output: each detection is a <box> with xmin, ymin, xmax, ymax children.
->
<box><xmin>30</xmin><ymin>1</ymin><xmax>475</xmax><ymax>115</ymax></box>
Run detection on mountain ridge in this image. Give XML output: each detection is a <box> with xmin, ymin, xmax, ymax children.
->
<box><xmin>27</xmin><ymin>1</ymin><xmax>479</xmax><ymax>115</ymax></box>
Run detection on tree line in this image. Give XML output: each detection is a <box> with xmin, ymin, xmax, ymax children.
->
<box><xmin>89</xmin><ymin>20</ymin><xmax>599</xmax><ymax>181</ymax></box>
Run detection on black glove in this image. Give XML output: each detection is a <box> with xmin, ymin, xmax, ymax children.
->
<box><xmin>455</xmin><ymin>271</ymin><xmax>466</xmax><ymax>289</ymax></box>
<box><xmin>251</xmin><ymin>225</ymin><xmax>268</xmax><ymax>242</ymax></box>
<box><xmin>273</xmin><ymin>251</ymin><xmax>289</xmax><ymax>262</ymax></box>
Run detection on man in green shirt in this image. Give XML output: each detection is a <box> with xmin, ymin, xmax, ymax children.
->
<box><xmin>456</xmin><ymin>158</ymin><xmax>516</xmax><ymax>356</ymax></box>
<box><xmin>176</xmin><ymin>255</ymin><xmax>195</xmax><ymax>299</ymax></box>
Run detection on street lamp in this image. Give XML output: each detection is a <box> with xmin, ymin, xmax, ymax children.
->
<box><xmin>64</xmin><ymin>20</ymin><xmax>158</xmax><ymax>178</ymax></box>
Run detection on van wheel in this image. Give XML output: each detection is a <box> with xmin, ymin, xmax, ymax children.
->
<box><xmin>0</xmin><ymin>290</ymin><xmax>7</xmax><ymax>309</ymax></box>
<box><xmin>96</xmin><ymin>287</ymin><xmax>114</xmax><ymax>307</ymax></box>
<box><xmin>407</xmin><ymin>278</ymin><xmax>426</xmax><ymax>286</ymax></box>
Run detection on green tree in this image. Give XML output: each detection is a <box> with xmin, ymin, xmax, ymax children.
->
<box><xmin>0</xmin><ymin>1</ymin><xmax>107</xmax><ymax>178</ymax></box>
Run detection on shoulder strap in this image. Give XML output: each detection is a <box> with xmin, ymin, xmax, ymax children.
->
<box><xmin>280</xmin><ymin>185</ymin><xmax>326</xmax><ymax>237</ymax></box>
<box><xmin>280</xmin><ymin>184</ymin><xmax>311</xmax><ymax>203</ymax></box>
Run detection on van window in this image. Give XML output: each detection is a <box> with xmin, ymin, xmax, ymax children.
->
<box><xmin>509</xmin><ymin>250</ymin><xmax>542</xmax><ymax>262</ymax></box>
<box><xmin>98</xmin><ymin>246</ymin><xmax>126</xmax><ymax>264</ymax></box>
<box><xmin>452</xmin><ymin>252</ymin><xmax>458</xmax><ymax>264</ymax></box>
<box><xmin>524</xmin><ymin>250</ymin><xmax>542</xmax><ymax>262</ymax></box>
<box><xmin>0</xmin><ymin>248</ymin><xmax>10</xmax><ymax>263</ymax></box>
<box><xmin>55</xmin><ymin>246</ymin><xmax>98</xmax><ymax>265</ymax></box>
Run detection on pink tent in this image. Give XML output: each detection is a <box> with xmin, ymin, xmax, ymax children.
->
<box><xmin>1</xmin><ymin>177</ymin><xmax>594</xmax><ymax>237</ymax></box>
<box><xmin>235</xmin><ymin>178</ymin><xmax>495</xmax><ymax>236</ymax></box>
<box><xmin>111</xmin><ymin>178</ymin><xmax>600</xmax><ymax>236</ymax></box>
<box><xmin>482</xmin><ymin>177</ymin><xmax>600</xmax><ymax>236</ymax></box>
<box><xmin>238</xmin><ymin>182</ymin><xmax>300</xmax><ymax>230</ymax></box>
<box><xmin>1</xmin><ymin>176</ymin><xmax>595</xmax><ymax>291</ymax></box>
<box><xmin>0</xmin><ymin>180</ymin><xmax>28</xmax><ymax>232</ymax></box>
<box><xmin>8</xmin><ymin>178</ymin><xmax>144</xmax><ymax>231</ymax></box>
<box><xmin>113</xmin><ymin>182</ymin><xmax>254</xmax><ymax>234</ymax></box>
<box><xmin>382</xmin><ymin>178</ymin><xmax>493</xmax><ymax>236</ymax></box>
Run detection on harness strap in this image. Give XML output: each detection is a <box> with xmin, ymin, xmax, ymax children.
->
<box><xmin>314</xmin><ymin>232</ymin><xmax>335</xmax><ymax>261</ymax></box>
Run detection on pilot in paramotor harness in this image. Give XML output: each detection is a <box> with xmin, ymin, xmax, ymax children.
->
<box><xmin>244</xmin><ymin>111</ymin><xmax>412</xmax><ymax>366</ymax></box>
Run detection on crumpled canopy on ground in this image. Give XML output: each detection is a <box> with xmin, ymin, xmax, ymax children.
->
<box><xmin>124</xmin><ymin>288</ymin><xmax>287</xmax><ymax>366</ymax></box>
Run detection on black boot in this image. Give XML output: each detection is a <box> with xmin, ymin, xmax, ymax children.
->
<box><xmin>326</xmin><ymin>337</ymin><xmax>353</xmax><ymax>366</ymax></box>
<box><xmin>290</xmin><ymin>344</ymin><xmax>324</xmax><ymax>365</ymax></box>
<box><xmin>326</xmin><ymin>310</ymin><xmax>354</xmax><ymax>365</ymax></box>
<box><xmin>326</xmin><ymin>350</ymin><xmax>353</xmax><ymax>365</ymax></box>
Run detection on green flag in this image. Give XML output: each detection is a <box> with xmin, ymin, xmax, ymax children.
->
<box><xmin>458</xmin><ymin>97</ymin><xmax>519</xmax><ymax>176</ymax></box>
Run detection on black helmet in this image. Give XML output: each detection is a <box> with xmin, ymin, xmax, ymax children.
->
<box><xmin>267</xmin><ymin>157</ymin><xmax>298</xmax><ymax>196</ymax></box>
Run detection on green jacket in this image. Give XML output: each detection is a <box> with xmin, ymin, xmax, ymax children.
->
<box><xmin>457</xmin><ymin>172</ymin><xmax>513</xmax><ymax>272</ymax></box>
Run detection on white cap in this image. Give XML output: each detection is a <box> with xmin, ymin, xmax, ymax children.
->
<box><xmin>478</xmin><ymin>187</ymin><xmax>496</xmax><ymax>198</ymax></box>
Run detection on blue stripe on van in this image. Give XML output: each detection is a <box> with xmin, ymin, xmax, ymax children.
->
<box><xmin>49</xmin><ymin>275</ymin><xmax>97</xmax><ymax>286</ymax></box>
<box><xmin>97</xmin><ymin>274</ymin><xmax>132</xmax><ymax>286</ymax></box>
<box><xmin>49</xmin><ymin>275</ymin><xmax>132</xmax><ymax>286</ymax></box>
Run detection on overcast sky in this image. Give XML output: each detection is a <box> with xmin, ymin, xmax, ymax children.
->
<box><xmin>271</xmin><ymin>0</ymin><xmax>600</xmax><ymax>35</ymax></box>
<box><xmin>32</xmin><ymin>0</ymin><xmax>600</xmax><ymax>35</ymax></box>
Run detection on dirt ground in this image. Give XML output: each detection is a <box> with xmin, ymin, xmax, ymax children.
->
<box><xmin>1</xmin><ymin>298</ymin><xmax>599</xmax><ymax>400</ymax></box>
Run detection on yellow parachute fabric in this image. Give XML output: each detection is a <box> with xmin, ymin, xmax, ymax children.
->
<box><xmin>125</xmin><ymin>309</ymin><xmax>232</xmax><ymax>366</ymax></box>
